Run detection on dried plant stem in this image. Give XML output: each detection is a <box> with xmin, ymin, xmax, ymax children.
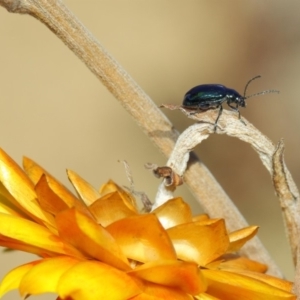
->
<box><xmin>161</xmin><ymin>105</ymin><xmax>300</xmax><ymax>279</ymax></box>
<box><xmin>0</xmin><ymin>0</ymin><xmax>284</xmax><ymax>276</ymax></box>
<box><xmin>294</xmin><ymin>248</ymin><xmax>300</xmax><ymax>296</ymax></box>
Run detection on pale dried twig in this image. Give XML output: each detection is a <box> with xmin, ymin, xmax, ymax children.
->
<box><xmin>160</xmin><ymin>104</ymin><xmax>300</xmax><ymax>279</ymax></box>
<box><xmin>293</xmin><ymin>248</ymin><xmax>300</xmax><ymax>296</ymax></box>
<box><xmin>119</xmin><ymin>160</ymin><xmax>153</xmax><ymax>212</ymax></box>
<box><xmin>272</xmin><ymin>141</ymin><xmax>300</xmax><ymax>265</ymax></box>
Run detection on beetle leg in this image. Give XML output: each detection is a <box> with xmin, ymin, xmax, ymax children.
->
<box><xmin>227</xmin><ymin>103</ymin><xmax>246</xmax><ymax>126</ymax></box>
<box><xmin>213</xmin><ymin>105</ymin><xmax>223</xmax><ymax>131</ymax></box>
<box><xmin>227</xmin><ymin>103</ymin><xmax>240</xmax><ymax>116</ymax></box>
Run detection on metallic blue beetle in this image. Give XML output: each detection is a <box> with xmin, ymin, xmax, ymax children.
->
<box><xmin>182</xmin><ymin>75</ymin><xmax>279</xmax><ymax>130</ymax></box>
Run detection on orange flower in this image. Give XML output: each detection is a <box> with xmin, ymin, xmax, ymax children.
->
<box><xmin>0</xmin><ymin>149</ymin><xmax>296</xmax><ymax>299</ymax></box>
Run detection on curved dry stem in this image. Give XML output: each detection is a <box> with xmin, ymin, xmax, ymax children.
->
<box><xmin>272</xmin><ymin>141</ymin><xmax>300</xmax><ymax>265</ymax></box>
<box><xmin>293</xmin><ymin>248</ymin><xmax>300</xmax><ymax>296</ymax></box>
<box><xmin>0</xmin><ymin>0</ymin><xmax>288</xmax><ymax>277</ymax></box>
<box><xmin>160</xmin><ymin>104</ymin><xmax>300</xmax><ymax>277</ymax></box>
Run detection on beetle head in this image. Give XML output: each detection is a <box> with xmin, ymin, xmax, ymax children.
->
<box><xmin>226</xmin><ymin>89</ymin><xmax>246</xmax><ymax>107</ymax></box>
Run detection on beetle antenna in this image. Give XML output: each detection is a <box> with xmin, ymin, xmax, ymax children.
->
<box><xmin>245</xmin><ymin>89</ymin><xmax>280</xmax><ymax>100</ymax></box>
<box><xmin>243</xmin><ymin>75</ymin><xmax>261</xmax><ymax>98</ymax></box>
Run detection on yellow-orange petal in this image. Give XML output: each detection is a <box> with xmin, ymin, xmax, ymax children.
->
<box><xmin>57</xmin><ymin>261</ymin><xmax>142</xmax><ymax>300</ymax></box>
<box><xmin>195</xmin><ymin>293</ymin><xmax>221</xmax><ymax>299</ymax></box>
<box><xmin>19</xmin><ymin>256</ymin><xmax>80</xmax><ymax>297</ymax></box>
<box><xmin>128</xmin><ymin>260</ymin><xmax>206</xmax><ymax>295</ymax></box>
<box><xmin>99</xmin><ymin>179</ymin><xmax>122</xmax><ymax>195</ymax></box>
<box><xmin>0</xmin><ymin>261</ymin><xmax>36</xmax><ymax>298</ymax></box>
<box><xmin>0</xmin><ymin>201</ymin><xmax>24</xmax><ymax>217</ymax></box>
<box><xmin>23</xmin><ymin>157</ymin><xmax>81</xmax><ymax>210</ymax></box>
<box><xmin>35</xmin><ymin>174</ymin><xmax>69</xmax><ymax>216</ymax></box>
<box><xmin>99</xmin><ymin>180</ymin><xmax>137</xmax><ymax>210</ymax></box>
<box><xmin>89</xmin><ymin>191</ymin><xmax>138</xmax><ymax>226</ymax></box>
<box><xmin>227</xmin><ymin>226</ymin><xmax>259</xmax><ymax>252</ymax></box>
<box><xmin>210</xmin><ymin>255</ymin><xmax>267</xmax><ymax>273</ymax></box>
<box><xmin>130</xmin><ymin>281</ymin><xmax>194</xmax><ymax>300</ymax></box>
<box><xmin>55</xmin><ymin>208</ymin><xmax>130</xmax><ymax>271</ymax></box>
<box><xmin>37</xmin><ymin>172</ymin><xmax>95</xmax><ymax>221</ymax></box>
<box><xmin>23</xmin><ymin>156</ymin><xmax>46</xmax><ymax>184</ymax></box>
<box><xmin>152</xmin><ymin>197</ymin><xmax>192</xmax><ymax>229</ymax></box>
<box><xmin>192</xmin><ymin>214</ymin><xmax>210</xmax><ymax>223</ymax></box>
<box><xmin>0</xmin><ymin>149</ymin><xmax>53</xmax><ymax>225</ymax></box>
<box><xmin>167</xmin><ymin>219</ymin><xmax>229</xmax><ymax>266</ymax></box>
<box><xmin>202</xmin><ymin>269</ymin><xmax>296</xmax><ymax>300</ymax></box>
<box><xmin>225</xmin><ymin>269</ymin><xmax>294</xmax><ymax>293</ymax></box>
<box><xmin>0</xmin><ymin>240</ymin><xmax>60</xmax><ymax>258</ymax></box>
<box><xmin>67</xmin><ymin>169</ymin><xmax>100</xmax><ymax>206</ymax></box>
<box><xmin>106</xmin><ymin>214</ymin><xmax>177</xmax><ymax>263</ymax></box>
<box><xmin>0</xmin><ymin>213</ymin><xmax>84</xmax><ymax>258</ymax></box>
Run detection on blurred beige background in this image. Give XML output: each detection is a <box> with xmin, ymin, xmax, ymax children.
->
<box><xmin>1</xmin><ymin>1</ymin><xmax>300</xmax><ymax>299</ymax></box>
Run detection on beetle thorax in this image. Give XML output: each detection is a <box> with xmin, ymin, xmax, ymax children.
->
<box><xmin>226</xmin><ymin>92</ymin><xmax>246</xmax><ymax>107</ymax></box>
